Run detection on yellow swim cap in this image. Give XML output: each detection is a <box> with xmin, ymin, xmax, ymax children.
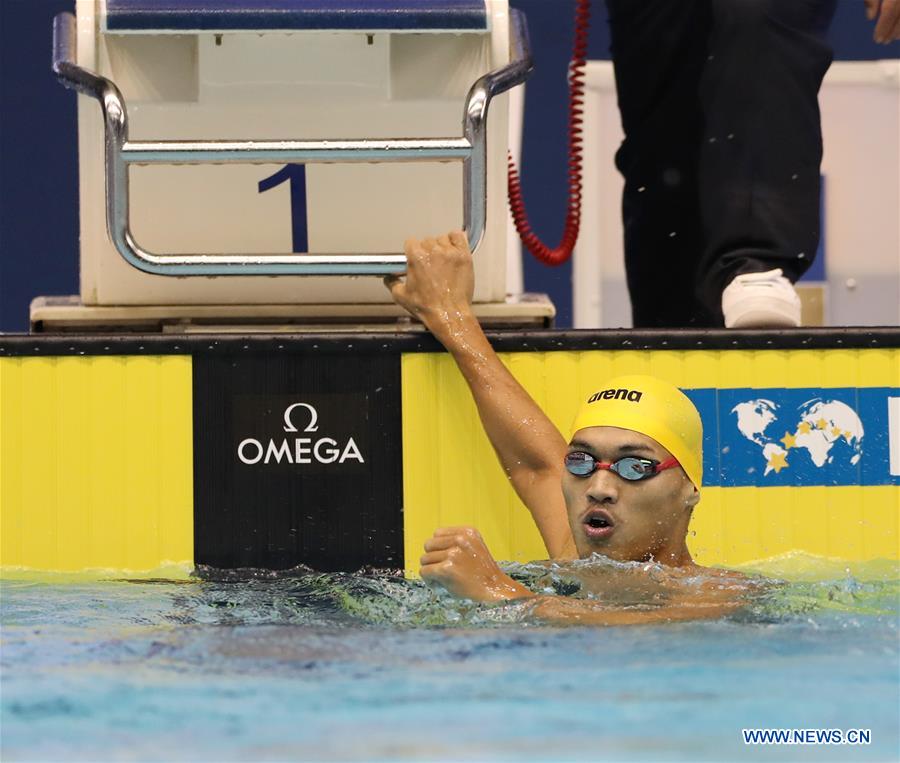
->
<box><xmin>569</xmin><ymin>375</ymin><xmax>703</xmax><ymax>488</ymax></box>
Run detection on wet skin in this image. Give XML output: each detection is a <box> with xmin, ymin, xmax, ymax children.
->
<box><xmin>562</xmin><ymin>425</ymin><xmax>700</xmax><ymax>565</ymax></box>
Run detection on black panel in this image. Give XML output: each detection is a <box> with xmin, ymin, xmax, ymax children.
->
<box><xmin>2</xmin><ymin>326</ymin><xmax>899</xmax><ymax>357</ymax></box>
<box><xmin>192</xmin><ymin>352</ymin><xmax>403</xmax><ymax>572</ymax></box>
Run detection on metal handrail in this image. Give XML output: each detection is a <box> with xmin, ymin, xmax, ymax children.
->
<box><xmin>51</xmin><ymin>9</ymin><xmax>533</xmax><ymax>276</ymax></box>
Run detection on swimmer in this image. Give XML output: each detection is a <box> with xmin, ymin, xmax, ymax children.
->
<box><xmin>386</xmin><ymin>232</ymin><xmax>753</xmax><ymax>624</ymax></box>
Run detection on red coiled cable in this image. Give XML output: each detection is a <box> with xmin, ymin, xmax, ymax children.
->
<box><xmin>508</xmin><ymin>0</ymin><xmax>591</xmax><ymax>266</ymax></box>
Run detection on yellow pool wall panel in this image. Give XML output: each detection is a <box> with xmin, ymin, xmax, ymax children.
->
<box><xmin>689</xmin><ymin>486</ymin><xmax>900</xmax><ymax>566</ymax></box>
<box><xmin>0</xmin><ymin>355</ymin><xmax>194</xmax><ymax>572</ymax></box>
<box><xmin>2</xmin><ymin>342</ymin><xmax>897</xmax><ymax>575</ymax></box>
<box><xmin>401</xmin><ymin>348</ymin><xmax>900</xmax><ymax>575</ymax></box>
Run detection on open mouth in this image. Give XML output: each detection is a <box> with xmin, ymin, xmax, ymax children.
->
<box><xmin>582</xmin><ymin>509</ymin><xmax>615</xmax><ymax>538</ymax></box>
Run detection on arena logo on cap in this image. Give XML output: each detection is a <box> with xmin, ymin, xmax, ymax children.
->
<box><xmin>588</xmin><ymin>388</ymin><xmax>644</xmax><ymax>403</ymax></box>
<box><xmin>237</xmin><ymin>402</ymin><xmax>365</xmax><ymax>466</ymax></box>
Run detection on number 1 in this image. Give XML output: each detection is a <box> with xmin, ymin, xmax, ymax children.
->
<box><xmin>258</xmin><ymin>164</ymin><xmax>308</xmax><ymax>253</ymax></box>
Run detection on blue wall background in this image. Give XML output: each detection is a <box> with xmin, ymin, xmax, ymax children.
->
<box><xmin>0</xmin><ymin>0</ymin><xmax>896</xmax><ymax>331</ymax></box>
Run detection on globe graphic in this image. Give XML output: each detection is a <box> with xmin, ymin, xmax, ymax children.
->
<box><xmin>795</xmin><ymin>398</ymin><xmax>864</xmax><ymax>467</ymax></box>
<box><xmin>731</xmin><ymin>398</ymin><xmax>864</xmax><ymax>475</ymax></box>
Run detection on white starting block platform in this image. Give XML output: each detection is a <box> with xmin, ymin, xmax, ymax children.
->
<box><xmin>29</xmin><ymin>293</ymin><xmax>554</xmax><ymax>333</ymax></box>
<box><xmin>41</xmin><ymin>0</ymin><xmax>541</xmax><ymax>330</ymax></box>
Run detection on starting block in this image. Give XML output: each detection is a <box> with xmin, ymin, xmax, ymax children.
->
<box><xmin>34</xmin><ymin>0</ymin><xmax>554</xmax><ymax>331</ymax></box>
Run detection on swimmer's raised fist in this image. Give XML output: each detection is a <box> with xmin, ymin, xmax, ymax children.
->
<box><xmin>385</xmin><ymin>231</ymin><xmax>475</xmax><ymax>337</ymax></box>
<box><xmin>419</xmin><ymin>526</ymin><xmax>534</xmax><ymax>603</ymax></box>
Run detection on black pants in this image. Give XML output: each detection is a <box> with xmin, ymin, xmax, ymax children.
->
<box><xmin>605</xmin><ymin>0</ymin><xmax>837</xmax><ymax>327</ymax></box>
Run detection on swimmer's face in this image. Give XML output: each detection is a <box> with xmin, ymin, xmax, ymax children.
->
<box><xmin>561</xmin><ymin>426</ymin><xmax>699</xmax><ymax>563</ymax></box>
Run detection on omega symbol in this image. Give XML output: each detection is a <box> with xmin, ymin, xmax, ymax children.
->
<box><xmin>283</xmin><ymin>403</ymin><xmax>319</xmax><ymax>433</ymax></box>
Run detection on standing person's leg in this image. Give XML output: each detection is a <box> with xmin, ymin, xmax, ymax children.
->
<box><xmin>696</xmin><ymin>0</ymin><xmax>838</xmax><ymax>325</ymax></box>
<box><xmin>606</xmin><ymin>0</ymin><xmax>715</xmax><ymax>327</ymax></box>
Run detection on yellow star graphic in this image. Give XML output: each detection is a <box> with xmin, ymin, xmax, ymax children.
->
<box><xmin>767</xmin><ymin>451</ymin><xmax>789</xmax><ymax>473</ymax></box>
<box><xmin>781</xmin><ymin>432</ymin><xmax>796</xmax><ymax>449</ymax></box>
<box><xmin>831</xmin><ymin>426</ymin><xmax>842</xmax><ymax>437</ymax></box>
<box><xmin>816</xmin><ymin>418</ymin><xmax>829</xmax><ymax>430</ymax></box>
<box><xmin>797</xmin><ymin>421</ymin><xmax>812</xmax><ymax>434</ymax></box>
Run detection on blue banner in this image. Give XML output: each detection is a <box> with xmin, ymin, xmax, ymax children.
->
<box><xmin>682</xmin><ymin>387</ymin><xmax>899</xmax><ymax>487</ymax></box>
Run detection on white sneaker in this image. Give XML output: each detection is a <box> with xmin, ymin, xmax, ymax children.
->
<box><xmin>721</xmin><ymin>268</ymin><xmax>801</xmax><ymax>328</ymax></box>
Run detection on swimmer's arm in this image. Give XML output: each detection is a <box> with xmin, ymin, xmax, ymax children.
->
<box><xmin>387</xmin><ymin>232</ymin><xmax>575</xmax><ymax>559</ymax></box>
<box><xmin>525</xmin><ymin>594</ymin><xmax>746</xmax><ymax>625</ymax></box>
<box><xmin>420</xmin><ymin>528</ymin><xmax>746</xmax><ymax>622</ymax></box>
<box><xmin>428</xmin><ymin>311</ymin><xmax>574</xmax><ymax>559</ymax></box>
<box><xmin>526</xmin><ymin>575</ymin><xmax>753</xmax><ymax>624</ymax></box>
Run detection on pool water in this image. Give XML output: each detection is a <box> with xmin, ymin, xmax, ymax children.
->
<box><xmin>1</xmin><ymin>555</ymin><xmax>898</xmax><ymax>762</ymax></box>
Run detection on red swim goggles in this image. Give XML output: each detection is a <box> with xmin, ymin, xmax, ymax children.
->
<box><xmin>564</xmin><ymin>452</ymin><xmax>680</xmax><ymax>481</ymax></box>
